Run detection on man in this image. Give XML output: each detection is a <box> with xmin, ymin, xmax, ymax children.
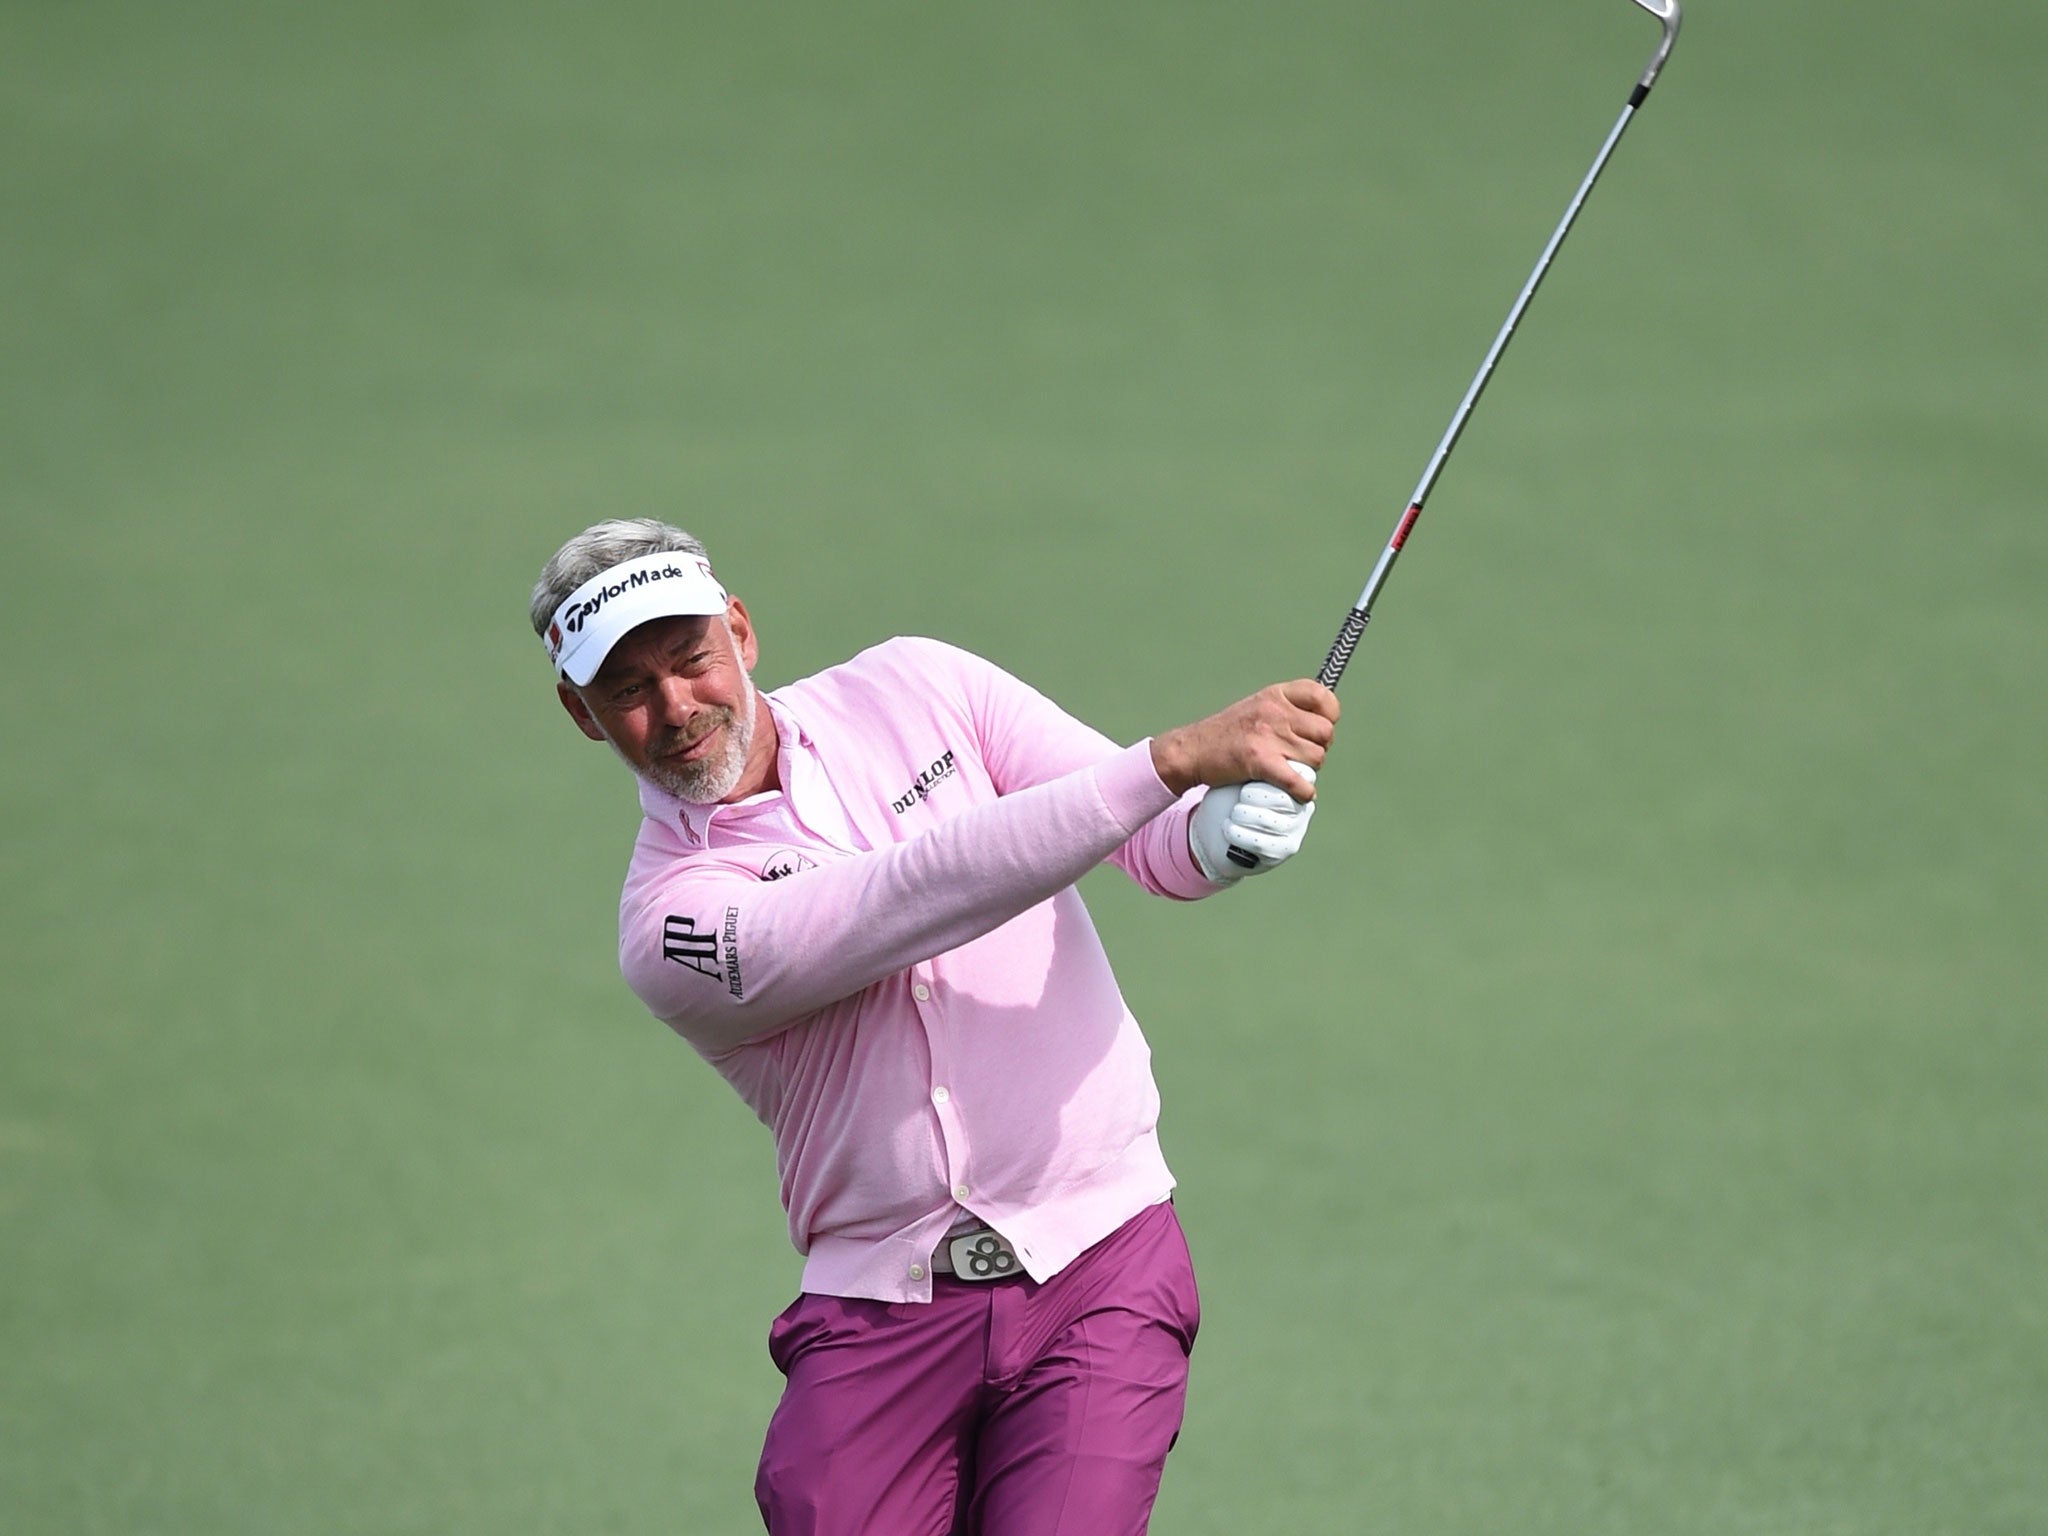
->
<box><xmin>531</xmin><ymin>518</ymin><xmax>1339</xmax><ymax>1535</ymax></box>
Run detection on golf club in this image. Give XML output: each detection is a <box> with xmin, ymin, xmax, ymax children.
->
<box><xmin>1227</xmin><ymin>0</ymin><xmax>1682</xmax><ymax>867</ymax></box>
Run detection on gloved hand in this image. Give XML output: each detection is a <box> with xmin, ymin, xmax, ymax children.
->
<box><xmin>1189</xmin><ymin>762</ymin><xmax>1318</xmax><ymax>883</ymax></box>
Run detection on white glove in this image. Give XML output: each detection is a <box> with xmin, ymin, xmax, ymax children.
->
<box><xmin>1189</xmin><ymin>762</ymin><xmax>1317</xmax><ymax>883</ymax></box>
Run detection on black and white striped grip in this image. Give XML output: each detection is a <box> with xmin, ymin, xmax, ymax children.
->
<box><xmin>1315</xmin><ymin>606</ymin><xmax>1371</xmax><ymax>692</ymax></box>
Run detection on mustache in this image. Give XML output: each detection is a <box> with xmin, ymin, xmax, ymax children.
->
<box><xmin>652</xmin><ymin>707</ymin><xmax>736</xmax><ymax>756</ymax></box>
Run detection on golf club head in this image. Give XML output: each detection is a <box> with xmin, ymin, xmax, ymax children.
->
<box><xmin>1631</xmin><ymin>0</ymin><xmax>1683</xmax><ymax>93</ymax></box>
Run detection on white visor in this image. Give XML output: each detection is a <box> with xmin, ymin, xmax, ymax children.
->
<box><xmin>544</xmin><ymin>551</ymin><xmax>730</xmax><ymax>686</ymax></box>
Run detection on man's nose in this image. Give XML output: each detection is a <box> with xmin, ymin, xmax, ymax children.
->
<box><xmin>654</xmin><ymin>674</ymin><xmax>697</xmax><ymax>724</ymax></box>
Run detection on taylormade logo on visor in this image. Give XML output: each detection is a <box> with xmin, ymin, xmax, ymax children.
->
<box><xmin>545</xmin><ymin>552</ymin><xmax>728</xmax><ymax>681</ymax></box>
<box><xmin>561</xmin><ymin>562</ymin><xmax>703</xmax><ymax>636</ymax></box>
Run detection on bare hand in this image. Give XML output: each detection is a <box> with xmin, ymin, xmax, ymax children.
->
<box><xmin>1150</xmin><ymin>680</ymin><xmax>1339</xmax><ymax>801</ymax></box>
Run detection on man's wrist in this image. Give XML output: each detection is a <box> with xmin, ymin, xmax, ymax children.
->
<box><xmin>1148</xmin><ymin>730</ymin><xmax>1196</xmax><ymax>796</ymax></box>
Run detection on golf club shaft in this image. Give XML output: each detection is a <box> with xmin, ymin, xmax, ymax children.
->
<box><xmin>1313</xmin><ymin>1</ymin><xmax>1681</xmax><ymax>695</ymax></box>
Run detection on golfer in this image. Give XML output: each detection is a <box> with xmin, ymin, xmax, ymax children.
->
<box><xmin>532</xmin><ymin>518</ymin><xmax>1339</xmax><ymax>1535</ymax></box>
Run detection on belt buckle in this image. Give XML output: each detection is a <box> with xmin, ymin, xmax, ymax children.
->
<box><xmin>946</xmin><ymin>1227</ymin><xmax>1022</xmax><ymax>1282</ymax></box>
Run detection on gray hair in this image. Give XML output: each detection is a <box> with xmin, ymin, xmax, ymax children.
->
<box><xmin>528</xmin><ymin>518</ymin><xmax>711</xmax><ymax>637</ymax></box>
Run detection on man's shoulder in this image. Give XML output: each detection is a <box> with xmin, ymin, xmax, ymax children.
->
<box><xmin>773</xmin><ymin>635</ymin><xmax>1000</xmax><ymax>717</ymax></box>
<box><xmin>619</xmin><ymin>822</ymin><xmax>758</xmax><ymax>910</ymax></box>
<box><xmin>793</xmin><ymin>634</ymin><xmax>991</xmax><ymax>688</ymax></box>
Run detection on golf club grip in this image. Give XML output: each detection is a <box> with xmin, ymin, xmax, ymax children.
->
<box><xmin>1316</xmin><ymin>606</ymin><xmax>1370</xmax><ymax>691</ymax></box>
<box><xmin>1224</xmin><ymin>602</ymin><xmax>1364</xmax><ymax>870</ymax></box>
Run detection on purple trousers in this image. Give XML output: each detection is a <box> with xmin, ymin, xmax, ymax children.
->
<box><xmin>755</xmin><ymin>1200</ymin><xmax>1201</xmax><ymax>1536</ymax></box>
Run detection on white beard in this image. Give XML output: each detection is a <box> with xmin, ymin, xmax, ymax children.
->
<box><xmin>636</xmin><ymin>660</ymin><xmax>758</xmax><ymax>804</ymax></box>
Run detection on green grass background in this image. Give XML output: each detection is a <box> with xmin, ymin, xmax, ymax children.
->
<box><xmin>4</xmin><ymin>1</ymin><xmax>2042</xmax><ymax>1531</ymax></box>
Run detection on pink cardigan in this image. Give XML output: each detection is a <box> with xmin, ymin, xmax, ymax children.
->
<box><xmin>617</xmin><ymin>637</ymin><xmax>1220</xmax><ymax>1302</ymax></box>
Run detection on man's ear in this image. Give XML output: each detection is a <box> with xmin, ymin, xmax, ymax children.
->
<box><xmin>557</xmin><ymin>681</ymin><xmax>607</xmax><ymax>742</ymax></box>
<box><xmin>727</xmin><ymin>597</ymin><xmax>760</xmax><ymax>670</ymax></box>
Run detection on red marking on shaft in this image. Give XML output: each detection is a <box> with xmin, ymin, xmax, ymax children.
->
<box><xmin>1391</xmin><ymin>504</ymin><xmax>1421</xmax><ymax>551</ymax></box>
